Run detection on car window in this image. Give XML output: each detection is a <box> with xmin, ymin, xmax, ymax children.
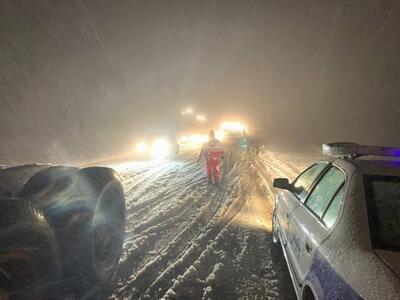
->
<box><xmin>364</xmin><ymin>175</ymin><xmax>400</xmax><ymax>251</ymax></box>
<box><xmin>305</xmin><ymin>167</ymin><xmax>345</xmax><ymax>218</ymax></box>
<box><xmin>323</xmin><ymin>186</ymin><xmax>344</xmax><ymax>228</ymax></box>
<box><xmin>292</xmin><ymin>163</ymin><xmax>328</xmax><ymax>202</ymax></box>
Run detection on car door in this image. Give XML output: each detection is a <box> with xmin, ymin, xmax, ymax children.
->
<box><xmin>289</xmin><ymin>166</ymin><xmax>346</xmax><ymax>284</ymax></box>
<box><xmin>279</xmin><ymin>163</ymin><xmax>329</xmax><ymax>270</ymax></box>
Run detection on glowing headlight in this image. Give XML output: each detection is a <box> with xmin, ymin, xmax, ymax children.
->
<box><xmin>179</xmin><ymin>135</ymin><xmax>189</xmax><ymax>143</ymax></box>
<box><xmin>182</xmin><ymin>108</ymin><xmax>193</xmax><ymax>115</ymax></box>
<box><xmin>215</xmin><ymin>130</ymin><xmax>225</xmax><ymax>141</ymax></box>
<box><xmin>135</xmin><ymin>142</ymin><xmax>148</xmax><ymax>153</ymax></box>
<box><xmin>151</xmin><ymin>139</ymin><xmax>171</xmax><ymax>160</ymax></box>
<box><xmin>189</xmin><ymin>135</ymin><xmax>208</xmax><ymax>145</ymax></box>
<box><xmin>221</xmin><ymin>121</ymin><xmax>247</xmax><ymax>132</ymax></box>
<box><xmin>196</xmin><ymin>115</ymin><xmax>207</xmax><ymax>122</ymax></box>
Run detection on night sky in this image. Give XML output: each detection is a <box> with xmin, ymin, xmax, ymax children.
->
<box><xmin>1</xmin><ymin>0</ymin><xmax>400</xmax><ymax>164</ymax></box>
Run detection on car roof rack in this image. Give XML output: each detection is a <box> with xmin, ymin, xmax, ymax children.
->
<box><xmin>322</xmin><ymin>142</ymin><xmax>400</xmax><ymax>159</ymax></box>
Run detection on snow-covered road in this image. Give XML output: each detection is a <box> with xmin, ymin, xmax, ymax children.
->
<box><xmin>109</xmin><ymin>144</ymin><xmax>318</xmax><ymax>299</ymax></box>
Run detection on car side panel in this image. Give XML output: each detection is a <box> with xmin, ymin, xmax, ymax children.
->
<box><xmin>276</xmin><ymin>190</ymin><xmax>300</xmax><ymax>246</ymax></box>
<box><xmin>275</xmin><ymin>189</ymin><xmax>305</xmax><ymax>293</ymax></box>
<box><xmin>289</xmin><ymin>204</ymin><xmax>329</xmax><ymax>283</ymax></box>
<box><xmin>278</xmin><ymin>159</ymin><xmax>400</xmax><ymax>299</ymax></box>
<box><xmin>317</xmin><ymin>168</ymin><xmax>400</xmax><ymax>299</ymax></box>
<box><xmin>305</xmin><ymin>251</ymin><xmax>362</xmax><ymax>300</ymax></box>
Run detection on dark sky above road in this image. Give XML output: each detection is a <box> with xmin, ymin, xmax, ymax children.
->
<box><xmin>1</xmin><ymin>0</ymin><xmax>400</xmax><ymax>164</ymax></box>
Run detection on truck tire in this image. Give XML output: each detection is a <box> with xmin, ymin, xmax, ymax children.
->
<box><xmin>19</xmin><ymin>166</ymin><xmax>125</xmax><ymax>295</ymax></box>
<box><xmin>78</xmin><ymin>167</ymin><xmax>125</xmax><ymax>290</ymax></box>
<box><xmin>0</xmin><ymin>165</ymin><xmax>51</xmax><ymax>198</ymax></box>
<box><xmin>0</xmin><ymin>198</ymin><xmax>60</xmax><ymax>300</ymax></box>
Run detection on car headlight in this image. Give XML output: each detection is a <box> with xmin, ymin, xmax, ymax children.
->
<box><xmin>135</xmin><ymin>142</ymin><xmax>148</xmax><ymax>153</ymax></box>
<box><xmin>220</xmin><ymin>121</ymin><xmax>247</xmax><ymax>132</ymax></box>
<box><xmin>189</xmin><ymin>135</ymin><xmax>208</xmax><ymax>145</ymax></box>
<box><xmin>151</xmin><ymin>138</ymin><xmax>171</xmax><ymax>160</ymax></box>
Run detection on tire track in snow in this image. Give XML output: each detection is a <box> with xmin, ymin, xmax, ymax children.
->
<box><xmin>116</xmin><ymin>160</ymin><xmax>208</xmax><ymax>282</ymax></box>
<box><xmin>146</xmin><ymin>153</ymin><xmax>257</xmax><ymax>299</ymax></box>
<box><xmin>249</xmin><ymin>148</ymin><xmax>304</xmax><ymax>198</ymax></box>
<box><xmin>159</xmin><ymin>164</ymin><xmax>296</xmax><ymax>300</ymax></box>
<box><xmin>142</xmin><ymin>154</ymin><xmax>252</xmax><ymax>298</ymax></box>
<box><xmin>122</xmin><ymin>161</ymin><xmax>180</xmax><ymax>205</ymax></box>
<box><xmin>124</xmin><ymin>159</ymin><xmax>202</xmax><ymax>219</ymax></box>
<box><xmin>113</xmin><ymin>149</ymin><xmax>246</xmax><ymax>299</ymax></box>
<box><xmin>114</xmin><ymin>152</ymin><xmax>227</xmax><ymax>289</ymax></box>
<box><xmin>128</xmin><ymin>177</ymin><xmax>207</xmax><ymax>234</ymax></box>
<box><xmin>127</xmin><ymin>167</ymin><xmax>203</xmax><ymax>217</ymax></box>
<box><xmin>124</xmin><ymin>150</ymin><xmax>234</xmax><ymax>234</ymax></box>
<box><xmin>147</xmin><ymin>178</ymin><xmax>254</xmax><ymax>299</ymax></box>
<box><xmin>128</xmin><ymin>162</ymin><xmax>201</xmax><ymax>204</ymax></box>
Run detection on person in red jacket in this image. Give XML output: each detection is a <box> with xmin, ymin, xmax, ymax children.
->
<box><xmin>198</xmin><ymin>130</ymin><xmax>224</xmax><ymax>185</ymax></box>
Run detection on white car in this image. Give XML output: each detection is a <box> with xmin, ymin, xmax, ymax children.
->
<box><xmin>272</xmin><ymin>143</ymin><xmax>400</xmax><ymax>300</ymax></box>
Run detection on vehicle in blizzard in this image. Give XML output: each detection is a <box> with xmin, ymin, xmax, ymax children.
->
<box><xmin>272</xmin><ymin>143</ymin><xmax>400</xmax><ymax>300</ymax></box>
<box><xmin>219</xmin><ymin>121</ymin><xmax>247</xmax><ymax>140</ymax></box>
<box><xmin>0</xmin><ymin>164</ymin><xmax>125</xmax><ymax>299</ymax></box>
<box><xmin>134</xmin><ymin>135</ymin><xmax>180</xmax><ymax>160</ymax></box>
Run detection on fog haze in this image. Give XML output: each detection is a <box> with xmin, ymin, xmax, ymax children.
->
<box><xmin>1</xmin><ymin>0</ymin><xmax>399</xmax><ymax>164</ymax></box>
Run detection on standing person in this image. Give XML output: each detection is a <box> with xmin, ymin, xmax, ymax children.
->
<box><xmin>240</xmin><ymin>129</ymin><xmax>249</xmax><ymax>151</ymax></box>
<box><xmin>198</xmin><ymin>130</ymin><xmax>224</xmax><ymax>185</ymax></box>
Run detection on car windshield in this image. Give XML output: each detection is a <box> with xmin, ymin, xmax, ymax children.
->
<box><xmin>364</xmin><ymin>175</ymin><xmax>400</xmax><ymax>252</ymax></box>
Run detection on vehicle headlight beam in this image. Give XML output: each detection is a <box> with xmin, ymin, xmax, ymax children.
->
<box><xmin>151</xmin><ymin>139</ymin><xmax>171</xmax><ymax>160</ymax></box>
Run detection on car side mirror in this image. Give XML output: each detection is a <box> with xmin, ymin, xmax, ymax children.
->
<box><xmin>273</xmin><ymin>178</ymin><xmax>291</xmax><ymax>190</ymax></box>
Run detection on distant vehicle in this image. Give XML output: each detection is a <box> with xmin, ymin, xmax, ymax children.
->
<box><xmin>134</xmin><ymin>135</ymin><xmax>180</xmax><ymax>160</ymax></box>
<box><xmin>272</xmin><ymin>143</ymin><xmax>400</xmax><ymax>300</ymax></box>
<box><xmin>0</xmin><ymin>164</ymin><xmax>125</xmax><ymax>299</ymax></box>
<box><xmin>220</xmin><ymin>122</ymin><xmax>247</xmax><ymax>140</ymax></box>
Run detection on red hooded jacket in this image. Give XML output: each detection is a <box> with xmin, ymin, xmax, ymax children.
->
<box><xmin>199</xmin><ymin>139</ymin><xmax>224</xmax><ymax>160</ymax></box>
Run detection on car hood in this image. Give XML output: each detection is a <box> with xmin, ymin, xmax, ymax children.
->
<box><xmin>376</xmin><ymin>249</ymin><xmax>400</xmax><ymax>278</ymax></box>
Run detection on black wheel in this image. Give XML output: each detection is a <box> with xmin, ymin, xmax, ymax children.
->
<box><xmin>0</xmin><ymin>198</ymin><xmax>60</xmax><ymax>300</ymax></box>
<box><xmin>79</xmin><ymin>167</ymin><xmax>125</xmax><ymax>288</ymax></box>
<box><xmin>303</xmin><ymin>286</ymin><xmax>316</xmax><ymax>300</ymax></box>
<box><xmin>19</xmin><ymin>166</ymin><xmax>125</xmax><ymax>295</ymax></box>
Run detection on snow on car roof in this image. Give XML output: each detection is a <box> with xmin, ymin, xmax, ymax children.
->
<box><xmin>322</xmin><ymin>143</ymin><xmax>400</xmax><ymax>175</ymax></box>
<box><xmin>323</xmin><ymin>142</ymin><xmax>400</xmax><ymax>159</ymax></box>
<box><xmin>348</xmin><ymin>159</ymin><xmax>400</xmax><ymax>176</ymax></box>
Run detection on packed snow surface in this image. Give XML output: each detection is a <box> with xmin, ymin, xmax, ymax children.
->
<box><xmin>109</xmin><ymin>144</ymin><xmax>318</xmax><ymax>299</ymax></box>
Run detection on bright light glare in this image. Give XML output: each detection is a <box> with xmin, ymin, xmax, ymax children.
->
<box><xmin>196</xmin><ymin>115</ymin><xmax>207</xmax><ymax>122</ymax></box>
<box><xmin>182</xmin><ymin>108</ymin><xmax>194</xmax><ymax>115</ymax></box>
<box><xmin>215</xmin><ymin>129</ymin><xmax>225</xmax><ymax>141</ymax></box>
<box><xmin>179</xmin><ymin>135</ymin><xmax>189</xmax><ymax>143</ymax></box>
<box><xmin>221</xmin><ymin>121</ymin><xmax>247</xmax><ymax>132</ymax></box>
<box><xmin>180</xmin><ymin>134</ymin><xmax>207</xmax><ymax>145</ymax></box>
<box><xmin>151</xmin><ymin>139</ymin><xmax>171</xmax><ymax>160</ymax></box>
<box><xmin>135</xmin><ymin>142</ymin><xmax>148</xmax><ymax>153</ymax></box>
<box><xmin>190</xmin><ymin>135</ymin><xmax>208</xmax><ymax>144</ymax></box>
<box><xmin>179</xmin><ymin>134</ymin><xmax>206</xmax><ymax>149</ymax></box>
